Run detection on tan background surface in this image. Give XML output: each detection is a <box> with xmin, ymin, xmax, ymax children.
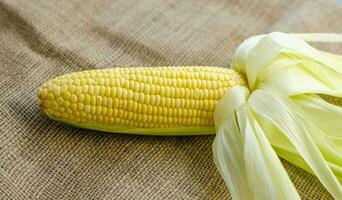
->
<box><xmin>0</xmin><ymin>0</ymin><xmax>341</xmax><ymax>199</ymax></box>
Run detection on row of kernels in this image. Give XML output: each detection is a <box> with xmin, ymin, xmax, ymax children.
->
<box><xmin>72</xmin><ymin>112</ymin><xmax>213</xmax><ymax>127</ymax></box>
<box><xmin>62</xmin><ymin>66</ymin><xmax>238</xmax><ymax>82</ymax></box>
<box><xmin>48</xmin><ymin>106</ymin><xmax>214</xmax><ymax>127</ymax></box>
<box><xmin>58</xmin><ymin>67</ymin><xmax>239</xmax><ymax>81</ymax></box>
<box><xmin>57</xmin><ymin>93</ymin><xmax>219</xmax><ymax>111</ymax></box>
<box><xmin>44</xmin><ymin>92</ymin><xmax>219</xmax><ymax>116</ymax></box>
<box><xmin>82</xmin><ymin>104</ymin><xmax>213</xmax><ymax>119</ymax></box>
<box><xmin>124</xmin><ymin>66</ymin><xmax>230</xmax><ymax>74</ymax></box>
<box><xmin>50</xmin><ymin>102</ymin><xmax>212</xmax><ymax>118</ymax></box>
<box><xmin>45</xmin><ymin>95</ymin><xmax>215</xmax><ymax>118</ymax></box>
<box><xmin>59</xmin><ymin>77</ymin><xmax>230</xmax><ymax>93</ymax></box>
<box><xmin>41</xmin><ymin>84</ymin><xmax>228</xmax><ymax>104</ymax></box>
<box><xmin>128</xmin><ymin>71</ymin><xmax>226</xmax><ymax>80</ymax></box>
<box><xmin>60</xmin><ymin>85</ymin><xmax>227</xmax><ymax>101</ymax></box>
<box><xmin>125</xmin><ymin>73</ymin><xmax>230</xmax><ymax>83</ymax></box>
<box><xmin>87</xmin><ymin>96</ymin><xmax>218</xmax><ymax>111</ymax></box>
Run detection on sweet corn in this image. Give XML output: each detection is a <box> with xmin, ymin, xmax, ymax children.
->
<box><xmin>38</xmin><ymin>66</ymin><xmax>246</xmax><ymax>134</ymax></box>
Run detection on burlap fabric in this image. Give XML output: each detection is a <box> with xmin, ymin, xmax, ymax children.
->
<box><xmin>1</xmin><ymin>0</ymin><xmax>341</xmax><ymax>199</ymax></box>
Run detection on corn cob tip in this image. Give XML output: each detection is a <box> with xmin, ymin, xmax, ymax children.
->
<box><xmin>38</xmin><ymin>82</ymin><xmax>58</xmax><ymax>117</ymax></box>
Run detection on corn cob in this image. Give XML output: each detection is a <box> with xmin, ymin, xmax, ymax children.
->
<box><xmin>38</xmin><ymin>66</ymin><xmax>247</xmax><ymax>134</ymax></box>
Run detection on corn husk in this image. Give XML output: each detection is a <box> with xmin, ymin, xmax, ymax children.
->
<box><xmin>213</xmin><ymin>32</ymin><xmax>342</xmax><ymax>199</ymax></box>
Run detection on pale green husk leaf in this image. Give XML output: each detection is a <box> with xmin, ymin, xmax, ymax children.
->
<box><xmin>213</xmin><ymin>86</ymin><xmax>300</xmax><ymax>200</ymax></box>
<box><xmin>213</xmin><ymin>32</ymin><xmax>342</xmax><ymax>199</ymax></box>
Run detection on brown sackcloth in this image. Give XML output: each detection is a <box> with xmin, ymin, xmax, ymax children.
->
<box><xmin>1</xmin><ymin>0</ymin><xmax>341</xmax><ymax>199</ymax></box>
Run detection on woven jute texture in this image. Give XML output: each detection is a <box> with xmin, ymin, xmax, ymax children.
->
<box><xmin>0</xmin><ymin>0</ymin><xmax>341</xmax><ymax>199</ymax></box>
